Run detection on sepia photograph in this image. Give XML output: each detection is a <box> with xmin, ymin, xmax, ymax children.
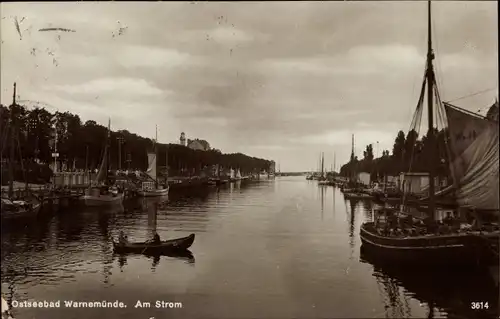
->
<box><xmin>1</xmin><ymin>1</ymin><xmax>498</xmax><ymax>318</ymax></box>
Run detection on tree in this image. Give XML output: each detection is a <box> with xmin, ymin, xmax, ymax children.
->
<box><xmin>392</xmin><ymin>130</ymin><xmax>405</xmax><ymax>160</ymax></box>
<box><xmin>0</xmin><ymin>104</ymin><xmax>273</xmax><ymax>180</ymax></box>
<box><xmin>363</xmin><ymin>144</ymin><xmax>374</xmax><ymax>161</ymax></box>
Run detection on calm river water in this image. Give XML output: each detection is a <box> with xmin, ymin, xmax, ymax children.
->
<box><xmin>1</xmin><ymin>177</ymin><xmax>498</xmax><ymax>318</ymax></box>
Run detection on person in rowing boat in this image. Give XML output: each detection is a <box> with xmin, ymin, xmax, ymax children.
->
<box><xmin>146</xmin><ymin>231</ymin><xmax>161</xmax><ymax>244</ymax></box>
<box><xmin>118</xmin><ymin>231</ymin><xmax>128</xmax><ymax>245</ymax></box>
<box><xmin>152</xmin><ymin>231</ymin><xmax>161</xmax><ymax>244</ymax></box>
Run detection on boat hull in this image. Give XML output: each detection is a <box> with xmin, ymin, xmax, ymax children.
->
<box><xmin>82</xmin><ymin>193</ymin><xmax>124</xmax><ymax>207</ymax></box>
<box><xmin>113</xmin><ymin>234</ymin><xmax>195</xmax><ymax>254</ymax></box>
<box><xmin>360</xmin><ymin>222</ymin><xmax>498</xmax><ymax>267</ymax></box>
<box><xmin>1</xmin><ymin>203</ymin><xmax>41</xmax><ymax>220</ymax></box>
<box><xmin>136</xmin><ymin>187</ymin><xmax>169</xmax><ymax>197</ymax></box>
<box><xmin>344</xmin><ymin>192</ymin><xmax>373</xmax><ymax>200</ymax></box>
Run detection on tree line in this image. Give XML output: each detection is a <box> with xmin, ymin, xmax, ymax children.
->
<box><xmin>339</xmin><ymin>128</ymin><xmax>450</xmax><ymax>182</ymax></box>
<box><xmin>0</xmin><ymin>104</ymin><xmax>273</xmax><ymax>183</ymax></box>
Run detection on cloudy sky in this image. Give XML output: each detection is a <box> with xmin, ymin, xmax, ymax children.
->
<box><xmin>1</xmin><ymin>2</ymin><xmax>497</xmax><ymax>171</ymax></box>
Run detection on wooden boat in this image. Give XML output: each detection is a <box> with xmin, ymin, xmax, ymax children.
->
<box><xmin>360</xmin><ymin>1</ymin><xmax>499</xmax><ymax>268</ymax></box>
<box><xmin>360</xmin><ymin>220</ymin><xmax>499</xmax><ymax>267</ymax></box>
<box><xmin>137</xmin><ymin>184</ymin><xmax>169</xmax><ymax>197</ymax></box>
<box><xmin>82</xmin><ymin>187</ymin><xmax>124</xmax><ymax>206</ymax></box>
<box><xmin>112</xmin><ymin>233</ymin><xmax>195</xmax><ymax>254</ymax></box>
<box><xmin>81</xmin><ymin>119</ymin><xmax>124</xmax><ymax>207</ymax></box>
<box><xmin>1</xmin><ymin>198</ymin><xmax>41</xmax><ymax>220</ymax></box>
<box><xmin>344</xmin><ymin>192</ymin><xmax>373</xmax><ymax>200</ymax></box>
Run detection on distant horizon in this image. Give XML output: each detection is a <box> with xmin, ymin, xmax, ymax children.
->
<box><xmin>1</xmin><ymin>1</ymin><xmax>497</xmax><ymax>171</ymax></box>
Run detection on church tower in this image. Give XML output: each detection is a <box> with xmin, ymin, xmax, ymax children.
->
<box><xmin>180</xmin><ymin>132</ymin><xmax>186</xmax><ymax>146</ymax></box>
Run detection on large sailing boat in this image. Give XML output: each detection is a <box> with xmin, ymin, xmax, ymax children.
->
<box><xmin>137</xmin><ymin>126</ymin><xmax>169</xmax><ymax>197</ymax></box>
<box><xmin>81</xmin><ymin>119</ymin><xmax>124</xmax><ymax>206</ymax></box>
<box><xmin>359</xmin><ymin>1</ymin><xmax>499</xmax><ymax>267</ymax></box>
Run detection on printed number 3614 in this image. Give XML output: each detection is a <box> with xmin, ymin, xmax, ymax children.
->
<box><xmin>471</xmin><ymin>302</ymin><xmax>489</xmax><ymax>310</ymax></box>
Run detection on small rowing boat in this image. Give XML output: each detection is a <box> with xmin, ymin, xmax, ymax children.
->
<box><xmin>112</xmin><ymin>233</ymin><xmax>195</xmax><ymax>254</ymax></box>
<box><xmin>344</xmin><ymin>192</ymin><xmax>373</xmax><ymax>200</ymax></box>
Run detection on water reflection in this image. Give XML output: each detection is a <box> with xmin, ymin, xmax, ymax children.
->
<box><xmin>347</xmin><ymin>199</ymin><xmax>358</xmax><ymax>250</ymax></box>
<box><xmin>3</xmin><ymin>177</ymin><xmax>495</xmax><ymax>319</ymax></box>
<box><xmin>360</xmin><ymin>246</ymin><xmax>499</xmax><ymax>319</ymax></box>
<box><xmin>115</xmin><ymin>249</ymin><xmax>195</xmax><ymax>273</ymax></box>
<box><xmin>332</xmin><ymin>186</ymin><xmax>336</xmax><ymax>215</ymax></box>
<box><xmin>319</xmin><ymin>185</ymin><xmax>326</xmax><ymax>220</ymax></box>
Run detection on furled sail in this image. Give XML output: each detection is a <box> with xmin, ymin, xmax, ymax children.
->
<box><xmin>146</xmin><ymin>152</ymin><xmax>157</xmax><ymax>181</ymax></box>
<box><xmin>444</xmin><ymin>103</ymin><xmax>499</xmax><ymax>211</ymax></box>
<box><xmin>95</xmin><ymin>118</ymin><xmax>111</xmax><ymax>185</ymax></box>
<box><xmin>95</xmin><ymin>144</ymin><xmax>108</xmax><ymax>184</ymax></box>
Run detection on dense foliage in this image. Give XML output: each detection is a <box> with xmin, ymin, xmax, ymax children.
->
<box><xmin>0</xmin><ymin>104</ymin><xmax>273</xmax><ymax>182</ymax></box>
<box><xmin>340</xmin><ymin>128</ymin><xmax>450</xmax><ymax>181</ymax></box>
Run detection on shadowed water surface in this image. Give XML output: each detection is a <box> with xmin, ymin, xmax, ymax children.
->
<box><xmin>1</xmin><ymin>177</ymin><xmax>498</xmax><ymax>318</ymax></box>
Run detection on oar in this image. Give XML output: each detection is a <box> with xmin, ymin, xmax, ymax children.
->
<box><xmin>140</xmin><ymin>242</ymin><xmax>151</xmax><ymax>254</ymax></box>
<box><xmin>141</xmin><ymin>236</ymin><xmax>158</xmax><ymax>254</ymax></box>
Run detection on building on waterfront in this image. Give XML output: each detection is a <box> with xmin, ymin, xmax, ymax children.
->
<box><xmin>398</xmin><ymin>172</ymin><xmax>440</xmax><ymax>195</ymax></box>
<box><xmin>179</xmin><ymin>132</ymin><xmax>210</xmax><ymax>151</ymax></box>
<box><xmin>384</xmin><ymin>174</ymin><xmax>399</xmax><ymax>185</ymax></box>
<box><xmin>187</xmin><ymin>138</ymin><xmax>210</xmax><ymax>151</ymax></box>
<box><xmin>357</xmin><ymin>172</ymin><xmax>371</xmax><ymax>186</ymax></box>
<box><xmin>269</xmin><ymin>161</ymin><xmax>276</xmax><ymax>174</ymax></box>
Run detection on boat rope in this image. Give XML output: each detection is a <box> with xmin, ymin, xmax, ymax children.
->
<box><xmin>401</xmin><ymin>66</ymin><xmax>427</xmax><ymax>207</ymax></box>
<box><xmin>434</xmin><ymin>85</ymin><xmax>457</xmax><ymax>186</ymax></box>
<box><xmin>445</xmin><ymin>87</ymin><xmax>497</xmax><ymax>104</ymax></box>
<box><xmin>432</xmin><ymin>13</ymin><xmax>446</xmax><ymax>99</ymax></box>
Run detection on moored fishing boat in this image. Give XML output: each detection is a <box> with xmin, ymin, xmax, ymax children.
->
<box><xmin>344</xmin><ymin>192</ymin><xmax>373</xmax><ymax>200</ymax></box>
<box><xmin>359</xmin><ymin>1</ymin><xmax>499</xmax><ymax>267</ymax></box>
<box><xmin>81</xmin><ymin>119</ymin><xmax>124</xmax><ymax>206</ymax></box>
<box><xmin>1</xmin><ymin>198</ymin><xmax>41</xmax><ymax>220</ymax></box>
<box><xmin>137</xmin><ymin>126</ymin><xmax>170</xmax><ymax>197</ymax></box>
<box><xmin>360</xmin><ymin>211</ymin><xmax>499</xmax><ymax>267</ymax></box>
<box><xmin>112</xmin><ymin>233</ymin><xmax>195</xmax><ymax>254</ymax></box>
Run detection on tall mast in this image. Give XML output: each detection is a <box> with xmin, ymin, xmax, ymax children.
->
<box><xmin>106</xmin><ymin>118</ymin><xmax>110</xmax><ymax>182</ymax></box>
<box><xmin>334</xmin><ymin>151</ymin><xmax>336</xmax><ymax>172</ymax></box>
<box><xmin>155</xmin><ymin>125</ymin><xmax>158</xmax><ymax>185</ymax></box>
<box><xmin>321</xmin><ymin>152</ymin><xmax>324</xmax><ymax>177</ymax></box>
<box><xmin>8</xmin><ymin>83</ymin><xmax>16</xmax><ymax>198</ymax></box>
<box><xmin>426</xmin><ymin>0</ymin><xmax>436</xmax><ymax>219</ymax></box>
<box><xmin>165</xmin><ymin>143</ymin><xmax>169</xmax><ymax>185</ymax></box>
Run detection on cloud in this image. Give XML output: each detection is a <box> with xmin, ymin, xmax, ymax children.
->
<box><xmin>209</xmin><ymin>26</ymin><xmax>253</xmax><ymax>44</ymax></box>
<box><xmin>290</xmin><ymin>129</ymin><xmax>393</xmax><ymax>146</ymax></box>
<box><xmin>49</xmin><ymin>77</ymin><xmax>164</xmax><ymax>96</ymax></box>
<box><xmin>0</xmin><ymin>1</ymin><xmax>497</xmax><ymax>171</ymax></box>
<box><xmin>261</xmin><ymin>44</ymin><xmax>425</xmax><ymax>77</ymax></box>
<box><xmin>116</xmin><ymin>45</ymin><xmax>198</xmax><ymax>69</ymax></box>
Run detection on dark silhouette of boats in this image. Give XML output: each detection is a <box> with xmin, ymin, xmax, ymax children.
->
<box><xmin>360</xmin><ymin>1</ymin><xmax>499</xmax><ymax>268</ymax></box>
<box><xmin>112</xmin><ymin>233</ymin><xmax>195</xmax><ymax>254</ymax></box>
